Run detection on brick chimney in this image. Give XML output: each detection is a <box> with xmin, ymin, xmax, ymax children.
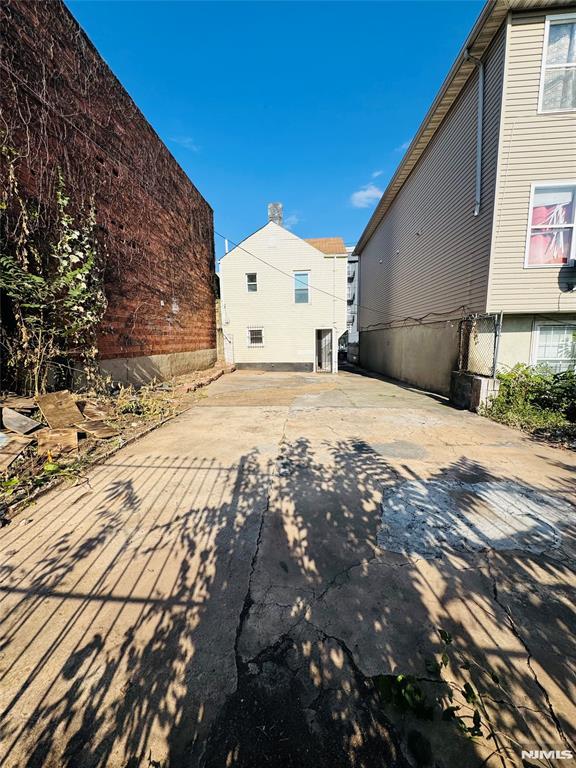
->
<box><xmin>267</xmin><ymin>202</ymin><xmax>283</xmax><ymax>226</ymax></box>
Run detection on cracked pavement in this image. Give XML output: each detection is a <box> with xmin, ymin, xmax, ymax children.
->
<box><xmin>0</xmin><ymin>369</ymin><xmax>575</xmax><ymax>767</ymax></box>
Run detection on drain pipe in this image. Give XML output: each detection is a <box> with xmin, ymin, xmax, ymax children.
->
<box><xmin>465</xmin><ymin>48</ymin><xmax>484</xmax><ymax>217</ymax></box>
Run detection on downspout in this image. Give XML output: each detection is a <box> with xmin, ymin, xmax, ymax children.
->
<box><xmin>465</xmin><ymin>49</ymin><xmax>484</xmax><ymax>217</ymax></box>
<box><xmin>333</xmin><ymin>252</ymin><xmax>337</xmax><ymax>373</ymax></box>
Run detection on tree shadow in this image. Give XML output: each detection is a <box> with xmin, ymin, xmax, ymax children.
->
<box><xmin>0</xmin><ymin>435</ymin><xmax>574</xmax><ymax>768</ymax></box>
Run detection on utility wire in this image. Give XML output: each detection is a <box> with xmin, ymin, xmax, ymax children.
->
<box><xmin>3</xmin><ymin>58</ymin><xmax>469</xmax><ymax>332</ymax></box>
<box><xmin>215</xmin><ymin>231</ymin><xmax>469</xmax><ymax>329</ymax></box>
<box><xmin>7</xmin><ymin>60</ymin><xmax>572</xmax><ymax>333</ymax></box>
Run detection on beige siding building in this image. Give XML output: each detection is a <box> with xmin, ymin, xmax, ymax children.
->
<box><xmin>220</xmin><ymin>210</ymin><xmax>347</xmax><ymax>372</ymax></box>
<box><xmin>357</xmin><ymin>0</ymin><xmax>576</xmax><ymax>396</ymax></box>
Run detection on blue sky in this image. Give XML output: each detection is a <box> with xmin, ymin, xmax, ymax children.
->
<box><xmin>66</xmin><ymin>0</ymin><xmax>484</xmax><ymax>261</ymax></box>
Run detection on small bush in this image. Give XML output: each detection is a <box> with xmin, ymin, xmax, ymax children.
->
<box><xmin>481</xmin><ymin>364</ymin><xmax>576</xmax><ymax>440</ymax></box>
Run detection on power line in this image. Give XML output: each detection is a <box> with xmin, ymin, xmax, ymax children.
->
<box><xmin>2</xmin><ymin>59</ymin><xmax>468</xmax><ymax>331</ymax></box>
<box><xmin>215</xmin><ymin>230</ymin><xmax>470</xmax><ymax>329</ymax></box>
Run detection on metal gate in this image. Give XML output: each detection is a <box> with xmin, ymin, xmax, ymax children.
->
<box><xmin>458</xmin><ymin>313</ymin><xmax>502</xmax><ymax>377</ymax></box>
<box><xmin>316</xmin><ymin>329</ymin><xmax>332</xmax><ymax>372</ymax></box>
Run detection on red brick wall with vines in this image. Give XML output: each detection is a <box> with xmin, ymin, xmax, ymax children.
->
<box><xmin>1</xmin><ymin>0</ymin><xmax>216</xmax><ymax>362</ymax></box>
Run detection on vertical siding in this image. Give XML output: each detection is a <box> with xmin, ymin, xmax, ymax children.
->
<box><xmin>487</xmin><ymin>9</ymin><xmax>576</xmax><ymax>314</ymax></box>
<box><xmin>219</xmin><ymin>223</ymin><xmax>347</xmax><ymax>366</ymax></box>
<box><xmin>358</xmin><ymin>23</ymin><xmax>506</xmax><ymax>333</ymax></box>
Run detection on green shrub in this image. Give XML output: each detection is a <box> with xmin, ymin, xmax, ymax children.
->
<box><xmin>482</xmin><ymin>364</ymin><xmax>575</xmax><ymax>435</ymax></box>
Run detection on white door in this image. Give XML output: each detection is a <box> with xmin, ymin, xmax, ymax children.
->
<box><xmin>223</xmin><ymin>332</ymin><xmax>234</xmax><ymax>364</ymax></box>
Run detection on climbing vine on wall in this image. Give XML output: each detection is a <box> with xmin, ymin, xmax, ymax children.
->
<box><xmin>0</xmin><ymin>149</ymin><xmax>107</xmax><ymax>395</ymax></box>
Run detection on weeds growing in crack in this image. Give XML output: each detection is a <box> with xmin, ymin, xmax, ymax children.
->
<box><xmin>370</xmin><ymin>627</ymin><xmax>566</xmax><ymax>768</ymax></box>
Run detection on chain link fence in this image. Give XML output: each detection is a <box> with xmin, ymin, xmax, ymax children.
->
<box><xmin>458</xmin><ymin>313</ymin><xmax>502</xmax><ymax>377</ymax></box>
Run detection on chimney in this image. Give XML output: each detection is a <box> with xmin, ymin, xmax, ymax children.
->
<box><xmin>267</xmin><ymin>202</ymin><xmax>283</xmax><ymax>227</ymax></box>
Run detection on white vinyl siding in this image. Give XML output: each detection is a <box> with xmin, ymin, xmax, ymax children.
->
<box><xmin>539</xmin><ymin>14</ymin><xmax>576</xmax><ymax>113</ymax></box>
<box><xmin>358</xmin><ymin>23</ymin><xmax>506</xmax><ymax>332</ymax></box>
<box><xmin>220</xmin><ymin>223</ymin><xmax>347</xmax><ymax>366</ymax></box>
<box><xmin>487</xmin><ymin>10</ymin><xmax>576</xmax><ymax>314</ymax></box>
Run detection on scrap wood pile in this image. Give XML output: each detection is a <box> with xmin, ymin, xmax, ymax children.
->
<box><xmin>0</xmin><ymin>390</ymin><xmax>120</xmax><ymax>510</ymax></box>
<box><xmin>0</xmin><ymin>364</ymin><xmax>233</xmax><ymax>517</ymax></box>
<box><xmin>0</xmin><ymin>382</ymin><xmax>182</xmax><ymax>513</ymax></box>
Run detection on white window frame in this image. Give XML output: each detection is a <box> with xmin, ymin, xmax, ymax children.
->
<box><xmin>538</xmin><ymin>13</ymin><xmax>576</xmax><ymax>114</ymax></box>
<box><xmin>524</xmin><ymin>181</ymin><xmax>576</xmax><ymax>268</ymax></box>
<box><xmin>294</xmin><ymin>270</ymin><xmax>310</xmax><ymax>304</ymax></box>
<box><xmin>530</xmin><ymin>321</ymin><xmax>576</xmax><ymax>370</ymax></box>
<box><xmin>246</xmin><ymin>272</ymin><xmax>258</xmax><ymax>292</ymax></box>
<box><xmin>247</xmin><ymin>327</ymin><xmax>264</xmax><ymax>347</ymax></box>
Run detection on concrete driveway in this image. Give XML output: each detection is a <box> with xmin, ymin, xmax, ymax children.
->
<box><xmin>0</xmin><ymin>369</ymin><xmax>575</xmax><ymax>768</ymax></box>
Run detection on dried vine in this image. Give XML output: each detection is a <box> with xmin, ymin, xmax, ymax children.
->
<box><xmin>0</xmin><ymin>149</ymin><xmax>107</xmax><ymax>394</ymax></box>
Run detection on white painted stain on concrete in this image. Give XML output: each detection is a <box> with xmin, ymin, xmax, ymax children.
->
<box><xmin>378</xmin><ymin>480</ymin><xmax>573</xmax><ymax>558</ymax></box>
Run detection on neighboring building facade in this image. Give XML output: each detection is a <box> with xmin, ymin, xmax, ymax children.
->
<box><xmin>356</xmin><ymin>0</ymin><xmax>576</xmax><ymax>395</ymax></box>
<box><xmin>1</xmin><ymin>0</ymin><xmax>216</xmax><ymax>385</ymax></box>
<box><xmin>220</xmin><ymin>206</ymin><xmax>347</xmax><ymax>372</ymax></box>
<box><xmin>346</xmin><ymin>246</ymin><xmax>360</xmax><ymax>364</ymax></box>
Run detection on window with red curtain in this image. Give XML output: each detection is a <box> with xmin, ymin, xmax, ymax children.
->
<box><xmin>527</xmin><ymin>186</ymin><xmax>575</xmax><ymax>266</ymax></box>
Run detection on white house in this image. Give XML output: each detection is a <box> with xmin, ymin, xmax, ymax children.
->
<box><xmin>219</xmin><ymin>205</ymin><xmax>348</xmax><ymax>372</ymax></box>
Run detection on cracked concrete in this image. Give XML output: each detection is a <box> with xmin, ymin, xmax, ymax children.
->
<box><xmin>0</xmin><ymin>369</ymin><xmax>575</xmax><ymax>768</ymax></box>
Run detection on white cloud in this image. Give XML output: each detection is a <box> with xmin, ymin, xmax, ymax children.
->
<box><xmin>169</xmin><ymin>135</ymin><xmax>200</xmax><ymax>152</ymax></box>
<box><xmin>283</xmin><ymin>213</ymin><xmax>300</xmax><ymax>231</ymax></box>
<box><xmin>371</xmin><ymin>169</ymin><xmax>384</xmax><ymax>178</ymax></box>
<box><xmin>350</xmin><ymin>183</ymin><xmax>383</xmax><ymax>209</ymax></box>
<box><xmin>395</xmin><ymin>140</ymin><xmax>411</xmax><ymax>153</ymax></box>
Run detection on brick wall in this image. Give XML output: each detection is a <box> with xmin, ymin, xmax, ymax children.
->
<box><xmin>1</xmin><ymin>0</ymin><xmax>216</xmax><ymax>367</ymax></box>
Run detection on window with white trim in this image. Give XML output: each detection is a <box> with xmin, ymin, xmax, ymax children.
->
<box><xmin>247</xmin><ymin>327</ymin><xmax>263</xmax><ymax>347</ymax></box>
<box><xmin>526</xmin><ymin>184</ymin><xmax>576</xmax><ymax>266</ymax></box>
<box><xmin>294</xmin><ymin>271</ymin><xmax>309</xmax><ymax>304</ymax></box>
<box><xmin>534</xmin><ymin>324</ymin><xmax>576</xmax><ymax>372</ymax></box>
<box><xmin>246</xmin><ymin>273</ymin><xmax>257</xmax><ymax>292</ymax></box>
<box><xmin>540</xmin><ymin>14</ymin><xmax>576</xmax><ymax>112</ymax></box>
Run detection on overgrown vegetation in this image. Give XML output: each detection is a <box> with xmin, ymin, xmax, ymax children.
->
<box><xmin>0</xmin><ymin>150</ymin><xmax>107</xmax><ymax>395</ymax></box>
<box><xmin>481</xmin><ymin>364</ymin><xmax>576</xmax><ymax>446</ymax></box>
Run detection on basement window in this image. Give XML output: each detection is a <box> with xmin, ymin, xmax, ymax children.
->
<box><xmin>246</xmin><ymin>273</ymin><xmax>258</xmax><ymax>292</ymax></box>
<box><xmin>539</xmin><ymin>14</ymin><xmax>576</xmax><ymax>112</ymax></box>
<box><xmin>525</xmin><ymin>184</ymin><xmax>576</xmax><ymax>266</ymax></box>
<box><xmin>533</xmin><ymin>324</ymin><xmax>576</xmax><ymax>371</ymax></box>
<box><xmin>247</xmin><ymin>327</ymin><xmax>264</xmax><ymax>347</ymax></box>
<box><xmin>294</xmin><ymin>271</ymin><xmax>309</xmax><ymax>304</ymax></box>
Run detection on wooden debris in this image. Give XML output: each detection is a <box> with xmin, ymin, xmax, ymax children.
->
<box><xmin>37</xmin><ymin>390</ymin><xmax>83</xmax><ymax>429</ymax></box>
<box><xmin>81</xmin><ymin>401</ymin><xmax>113</xmax><ymax>421</ymax></box>
<box><xmin>0</xmin><ymin>396</ymin><xmax>36</xmax><ymax>411</ymax></box>
<box><xmin>0</xmin><ymin>432</ymin><xmax>32</xmax><ymax>471</ymax></box>
<box><xmin>76</xmin><ymin>420</ymin><xmax>119</xmax><ymax>439</ymax></box>
<box><xmin>36</xmin><ymin>428</ymin><xmax>78</xmax><ymax>456</ymax></box>
<box><xmin>1</xmin><ymin>407</ymin><xmax>42</xmax><ymax>435</ymax></box>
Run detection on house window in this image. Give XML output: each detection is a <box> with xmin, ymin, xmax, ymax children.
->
<box><xmin>533</xmin><ymin>324</ymin><xmax>576</xmax><ymax>371</ymax></box>
<box><xmin>246</xmin><ymin>273</ymin><xmax>257</xmax><ymax>292</ymax></box>
<box><xmin>247</xmin><ymin>327</ymin><xmax>264</xmax><ymax>347</ymax></box>
<box><xmin>294</xmin><ymin>271</ymin><xmax>309</xmax><ymax>303</ymax></box>
<box><xmin>526</xmin><ymin>184</ymin><xmax>576</xmax><ymax>266</ymax></box>
<box><xmin>539</xmin><ymin>15</ymin><xmax>576</xmax><ymax>112</ymax></box>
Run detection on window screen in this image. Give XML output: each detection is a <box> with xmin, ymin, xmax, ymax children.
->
<box><xmin>535</xmin><ymin>325</ymin><xmax>576</xmax><ymax>371</ymax></box>
<box><xmin>541</xmin><ymin>18</ymin><xmax>576</xmax><ymax>112</ymax></box>
<box><xmin>294</xmin><ymin>272</ymin><xmax>309</xmax><ymax>303</ymax></box>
